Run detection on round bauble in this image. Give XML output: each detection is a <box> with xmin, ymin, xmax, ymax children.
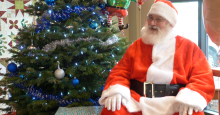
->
<box><xmin>19</xmin><ymin>75</ymin><xmax>24</xmax><ymax>79</ymax></box>
<box><xmin>54</xmin><ymin>69</ymin><xmax>65</xmax><ymax>79</ymax></box>
<box><xmin>71</xmin><ymin>77</ymin><xmax>79</xmax><ymax>86</ymax></box>
<box><xmin>45</xmin><ymin>0</ymin><xmax>55</xmax><ymax>5</ymax></box>
<box><xmin>99</xmin><ymin>3</ymin><xmax>105</xmax><ymax>9</ymax></box>
<box><xmin>89</xmin><ymin>21</ymin><xmax>98</xmax><ymax>29</ymax></box>
<box><xmin>7</xmin><ymin>62</ymin><xmax>17</xmax><ymax>73</ymax></box>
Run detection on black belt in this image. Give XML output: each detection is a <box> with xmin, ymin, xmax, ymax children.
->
<box><xmin>105</xmin><ymin>5</ymin><xmax>125</xmax><ymax>9</ymax></box>
<box><xmin>130</xmin><ymin>79</ymin><xmax>186</xmax><ymax>98</ymax></box>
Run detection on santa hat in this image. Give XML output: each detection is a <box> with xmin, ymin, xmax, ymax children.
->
<box><xmin>148</xmin><ymin>0</ymin><xmax>178</xmax><ymax>27</ymax></box>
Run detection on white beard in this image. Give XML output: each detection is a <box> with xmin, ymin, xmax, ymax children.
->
<box><xmin>141</xmin><ymin>24</ymin><xmax>174</xmax><ymax>45</ymax></box>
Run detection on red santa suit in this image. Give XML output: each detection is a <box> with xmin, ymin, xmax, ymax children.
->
<box><xmin>98</xmin><ymin>0</ymin><xmax>215</xmax><ymax>114</ymax></box>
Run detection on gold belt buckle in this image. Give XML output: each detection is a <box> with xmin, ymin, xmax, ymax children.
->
<box><xmin>144</xmin><ymin>82</ymin><xmax>155</xmax><ymax>98</ymax></box>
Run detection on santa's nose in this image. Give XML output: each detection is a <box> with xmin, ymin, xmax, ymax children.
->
<box><xmin>148</xmin><ymin>20</ymin><xmax>157</xmax><ymax>26</ymax></box>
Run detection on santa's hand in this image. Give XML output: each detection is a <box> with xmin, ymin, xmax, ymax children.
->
<box><xmin>104</xmin><ymin>94</ymin><xmax>127</xmax><ymax>111</ymax></box>
<box><xmin>175</xmin><ymin>104</ymin><xmax>199</xmax><ymax>115</ymax></box>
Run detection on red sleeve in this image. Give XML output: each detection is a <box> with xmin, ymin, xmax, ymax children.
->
<box><xmin>174</xmin><ymin>36</ymin><xmax>215</xmax><ymax>110</ymax></box>
<box><xmin>186</xmin><ymin>45</ymin><xmax>215</xmax><ymax>104</ymax></box>
<box><xmin>103</xmin><ymin>42</ymin><xmax>136</xmax><ymax>91</ymax></box>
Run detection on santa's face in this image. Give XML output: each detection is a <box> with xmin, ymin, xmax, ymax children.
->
<box><xmin>147</xmin><ymin>14</ymin><xmax>170</xmax><ymax>34</ymax></box>
<box><xmin>141</xmin><ymin>14</ymin><xmax>173</xmax><ymax>45</ymax></box>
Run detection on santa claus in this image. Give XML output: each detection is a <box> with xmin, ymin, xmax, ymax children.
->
<box><xmin>98</xmin><ymin>0</ymin><xmax>215</xmax><ymax>115</ymax></box>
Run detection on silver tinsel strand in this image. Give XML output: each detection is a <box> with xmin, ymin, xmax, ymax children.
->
<box><xmin>42</xmin><ymin>35</ymin><xmax>119</xmax><ymax>52</ymax></box>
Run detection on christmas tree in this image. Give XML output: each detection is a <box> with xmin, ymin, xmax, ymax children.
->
<box><xmin>0</xmin><ymin>0</ymin><xmax>131</xmax><ymax>114</ymax></box>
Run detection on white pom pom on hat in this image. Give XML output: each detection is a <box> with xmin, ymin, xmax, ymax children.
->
<box><xmin>148</xmin><ymin>0</ymin><xmax>178</xmax><ymax>27</ymax></box>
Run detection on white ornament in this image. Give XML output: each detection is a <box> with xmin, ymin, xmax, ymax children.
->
<box><xmin>54</xmin><ymin>61</ymin><xmax>65</xmax><ymax>79</ymax></box>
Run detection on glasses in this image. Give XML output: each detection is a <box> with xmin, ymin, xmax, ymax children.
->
<box><xmin>147</xmin><ymin>16</ymin><xmax>166</xmax><ymax>24</ymax></box>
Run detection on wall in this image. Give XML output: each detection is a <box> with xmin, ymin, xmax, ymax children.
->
<box><xmin>0</xmin><ymin>0</ymin><xmax>34</xmax><ymax>79</ymax></box>
<box><xmin>0</xmin><ymin>0</ymin><xmax>33</xmax><ymax>114</ymax></box>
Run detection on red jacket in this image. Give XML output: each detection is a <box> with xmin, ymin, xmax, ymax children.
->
<box><xmin>99</xmin><ymin>31</ymin><xmax>215</xmax><ymax>115</ymax></box>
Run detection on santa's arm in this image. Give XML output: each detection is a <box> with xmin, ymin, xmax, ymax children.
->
<box><xmin>99</xmin><ymin>43</ymin><xmax>135</xmax><ymax>105</ymax></box>
<box><xmin>174</xmin><ymin>46</ymin><xmax>215</xmax><ymax>112</ymax></box>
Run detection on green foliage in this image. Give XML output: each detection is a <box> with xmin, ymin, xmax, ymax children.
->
<box><xmin>1</xmin><ymin>0</ymin><xmax>131</xmax><ymax>114</ymax></box>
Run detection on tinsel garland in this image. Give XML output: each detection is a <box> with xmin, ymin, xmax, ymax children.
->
<box><xmin>14</xmin><ymin>82</ymin><xmax>100</xmax><ymax>107</ymax></box>
<box><xmin>35</xmin><ymin>5</ymin><xmax>100</xmax><ymax>33</ymax></box>
<box><xmin>42</xmin><ymin>35</ymin><xmax>119</xmax><ymax>52</ymax></box>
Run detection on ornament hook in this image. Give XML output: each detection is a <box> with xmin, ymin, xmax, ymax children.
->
<box><xmin>31</xmin><ymin>39</ymin><xmax>33</xmax><ymax>46</ymax></box>
<box><xmin>57</xmin><ymin>61</ymin><xmax>60</xmax><ymax>69</ymax></box>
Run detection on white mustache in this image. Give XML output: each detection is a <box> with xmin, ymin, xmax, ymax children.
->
<box><xmin>148</xmin><ymin>25</ymin><xmax>160</xmax><ymax>30</ymax></box>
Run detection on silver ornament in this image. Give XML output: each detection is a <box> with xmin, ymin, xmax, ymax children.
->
<box><xmin>54</xmin><ymin>61</ymin><xmax>65</xmax><ymax>79</ymax></box>
<box><xmin>28</xmin><ymin>39</ymin><xmax>36</xmax><ymax>50</ymax></box>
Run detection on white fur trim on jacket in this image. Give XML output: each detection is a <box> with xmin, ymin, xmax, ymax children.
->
<box><xmin>148</xmin><ymin>2</ymin><xmax>178</xmax><ymax>27</ymax></box>
<box><xmin>146</xmin><ymin>31</ymin><xmax>176</xmax><ymax>84</ymax></box>
<box><xmin>173</xmin><ymin>88</ymin><xmax>207</xmax><ymax>112</ymax></box>
<box><xmin>139</xmin><ymin>96</ymin><xmax>178</xmax><ymax>115</ymax></box>
<box><xmin>98</xmin><ymin>84</ymin><xmax>179</xmax><ymax>114</ymax></box>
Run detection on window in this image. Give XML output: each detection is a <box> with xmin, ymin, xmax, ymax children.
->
<box><xmin>208</xmin><ymin>37</ymin><xmax>218</xmax><ymax>68</ymax></box>
<box><xmin>172</xmin><ymin>2</ymin><xmax>198</xmax><ymax>45</ymax></box>
<box><xmin>170</xmin><ymin>0</ymin><xmax>207</xmax><ymax>55</ymax></box>
<box><xmin>207</xmin><ymin>36</ymin><xmax>219</xmax><ymax>113</ymax></box>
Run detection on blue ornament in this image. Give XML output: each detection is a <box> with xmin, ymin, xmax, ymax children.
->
<box><xmin>99</xmin><ymin>4</ymin><xmax>105</xmax><ymax>9</ymax></box>
<box><xmin>7</xmin><ymin>62</ymin><xmax>17</xmax><ymax>73</ymax></box>
<box><xmin>19</xmin><ymin>75</ymin><xmax>24</xmax><ymax>79</ymax></box>
<box><xmin>71</xmin><ymin>77</ymin><xmax>79</xmax><ymax>86</ymax></box>
<box><xmin>89</xmin><ymin>21</ymin><xmax>98</xmax><ymax>29</ymax></box>
<box><xmin>45</xmin><ymin>0</ymin><xmax>55</xmax><ymax>5</ymax></box>
<box><xmin>101</xmin><ymin>85</ymin><xmax>105</xmax><ymax>91</ymax></box>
